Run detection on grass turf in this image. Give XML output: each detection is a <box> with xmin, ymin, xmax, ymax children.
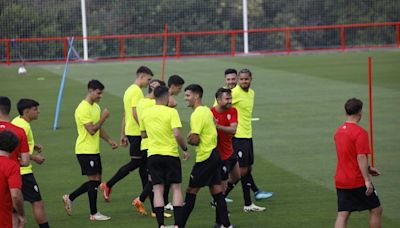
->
<box><xmin>0</xmin><ymin>50</ymin><xmax>399</xmax><ymax>227</ymax></box>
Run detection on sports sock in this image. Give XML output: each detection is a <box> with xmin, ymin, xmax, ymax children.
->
<box><xmin>154</xmin><ymin>207</ymin><xmax>164</xmax><ymax>227</ymax></box>
<box><xmin>173</xmin><ymin>206</ymin><xmax>184</xmax><ymax>227</ymax></box>
<box><xmin>88</xmin><ymin>180</ymin><xmax>100</xmax><ymax>215</ymax></box>
<box><xmin>69</xmin><ymin>181</ymin><xmax>89</xmax><ymax>201</ymax></box>
<box><xmin>224</xmin><ymin>179</ymin><xmax>239</xmax><ymax>197</ymax></box>
<box><xmin>139</xmin><ymin>162</ymin><xmax>148</xmax><ymax>189</ymax></box>
<box><xmin>248</xmin><ymin>170</ymin><xmax>259</xmax><ymax>193</ymax></box>
<box><xmin>213</xmin><ymin>192</ymin><xmax>230</xmax><ymax>227</ymax></box>
<box><xmin>163</xmin><ymin>184</ymin><xmax>170</xmax><ymax>205</ymax></box>
<box><xmin>39</xmin><ymin>222</ymin><xmax>50</xmax><ymax>228</ymax></box>
<box><xmin>241</xmin><ymin>174</ymin><xmax>252</xmax><ymax>206</ymax></box>
<box><xmin>139</xmin><ymin>181</ymin><xmax>153</xmax><ymax>202</ymax></box>
<box><xmin>182</xmin><ymin>192</ymin><xmax>197</xmax><ymax>227</ymax></box>
<box><xmin>107</xmin><ymin>159</ymin><xmax>140</xmax><ymax>188</ymax></box>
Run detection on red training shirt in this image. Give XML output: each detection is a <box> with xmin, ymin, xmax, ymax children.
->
<box><xmin>0</xmin><ymin>156</ymin><xmax>22</xmax><ymax>228</ymax></box>
<box><xmin>0</xmin><ymin>121</ymin><xmax>29</xmax><ymax>163</ymax></box>
<box><xmin>334</xmin><ymin>122</ymin><xmax>370</xmax><ymax>189</ymax></box>
<box><xmin>211</xmin><ymin>107</ymin><xmax>238</xmax><ymax>160</ymax></box>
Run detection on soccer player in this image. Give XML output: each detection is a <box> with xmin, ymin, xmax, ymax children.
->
<box><xmin>0</xmin><ymin>130</ymin><xmax>25</xmax><ymax>228</ymax></box>
<box><xmin>225</xmin><ymin>69</ymin><xmax>267</xmax><ymax>212</ymax></box>
<box><xmin>211</xmin><ymin>88</ymin><xmax>240</xmax><ymax>204</ymax></box>
<box><xmin>334</xmin><ymin>98</ymin><xmax>382</xmax><ymax>228</ymax></box>
<box><xmin>182</xmin><ymin>84</ymin><xmax>232</xmax><ymax>228</ymax></box>
<box><xmin>132</xmin><ymin>79</ymin><xmax>173</xmax><ymax>218</ymax></box>
<box><xmin>0</xmin><ymin>96</ymin><xmax>30</xmax><ymax>167</ymax></box>
<box><xmin>12</xmin><ymin>99</ymin><xmax>50</xmax><ymax>228</ymax></box>
<box><xmin>62</xmin><ymin>80</ymin><xmax>118</xmax><ymax>221</ymax></box>
<box><xmin>140</xmin><ymin>85</ymin><xmax>189</xmax><ymax>228</ymax></box>
<box><xmin>167</xmin><ymin>74</ymin><xmax>185</xmax><ymax>108</ymax></box>
<box><xmin>100</xmin><ymin>66</ymin><xmax>153</xmax><ymax>202</ymax></box>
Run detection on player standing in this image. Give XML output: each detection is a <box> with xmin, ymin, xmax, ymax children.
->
<box><xmin>334</xmin><ymin>98</ymin><xmax>382</xmax><ymax>228</ymax></box>
<box><xmin>100</xmin><ymin>66</ymin><xmax>153</xmax><ymax>202</ymax></box>
<box><xmin>12</xmin><ymin>99</ymin><xmax>50</xmax><ymax>227</ymax></box>
<box><xmin>62</xmin><ymin>80</ymin><xmax>118</xmax><ymax>221</ymax></box>
<box><xmin>182</xmin><ymin>84</ymin><xmax>232</xmax><ymax>228</ymax></box>
<box><xmin>140</xmin><ymin>85</ymin><xmax>189</xmax><ymax>228</ymax></box>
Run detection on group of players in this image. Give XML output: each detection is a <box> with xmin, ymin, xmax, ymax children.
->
<box><xmin>0</xmin><ymin>64</ymin><xmax>382</xmax><ymax>228</ymax></box>
<box><xmin>60</xmin><ymin>66</ymin><xmax>273</xmax><ymax>228</ymax></box>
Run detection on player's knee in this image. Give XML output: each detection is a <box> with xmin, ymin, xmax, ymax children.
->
<box><xmin>371</xmin><ymin>206</ymin><xmax>383</xmax><ymax>216</ymax></box>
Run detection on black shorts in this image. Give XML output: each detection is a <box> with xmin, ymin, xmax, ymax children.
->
<box><xmin>221</xmin><ymin>154</ymin><xmax>238</xmax><ymax>181</ymax></box>
<box><xmin>232</xmin><ymin>137</ymin><xmax>254</xmax><ymax>167</ymax></box>
<box><xmin>76</xmin><ymin>154</ymin><xmax>102</xmax><ymax>176</ymax></box>
<box><xmin>337</xmin><ymin>186</ymin><xmax>381</xmax><ymax>212</ymax></box>
<box><xmin>189</xmin><ymin>148</ymin><xmax>222</xmax><ymax>188</ymax></box>
<box><xmin>148</xmin><ymin>155</ymin><xmax>182</xmax><ymax>185</ymax></box>
<box><xmin>128</xmin><ymin>136</ymin><xmax>142</xmax><ymax>157</ymax></box>
<box><xmin>141</xmin><ymin>149</ymin><xmax>148</xmax><ymax>164</ymax></box>
<box><xmin>22</xmin><ymin>174</ymin><xmax>42</xmax><ymax>202</ymax></box>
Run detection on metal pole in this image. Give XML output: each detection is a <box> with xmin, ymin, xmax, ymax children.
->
<box><xmin>81</xmin><ymin>0</ymin><xmax>89</xmax><ymax>60</ymax></box>
<box><xmin>242</xmin><ymin>0</ymin><xmax>249</xmax><ymax>54</ymax></box>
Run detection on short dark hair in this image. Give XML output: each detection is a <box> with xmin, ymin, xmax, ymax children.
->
<box><xmin>88</xmin><ymin>80</ymin><xmax>104</xmax><ymax>90</ymax></box>
<box><xmin>239</xmin><ymin>68</ymin><xmax>252</xmax><ymax>77</ymax></box>
<box><xmin>0</xmin><ymin>96</ymin><xmax>11</xmax><ymax>115</ymax></box>
<box><xmin>154</xmin><ymin>85</ymin><xmax>169</xmax><ymax>99</ymax></box>
<box><xmin>224</xmin><ymin>68</ymin><xmax>237</xmax><ymax>76</ymax></box>
<box><xmin>136</xmin><ymin>66</ymin><xmax>154</xmax><ymax>76</ymax></box>
<box><xmin>0</xmin><ymin>130</ymin><xmax>19</xmax><ymax>153</ymax></box>
<box><xmin>215</xmin><ymin>87</ymin><xmax>231</xmax><ymax>99</ymax></box>
<box><xmin>345</xmin><ymin>98</ymin><xmax>363</xmax><ymax>115</ymax></box>
<box><xmin>168</xmin><ymin>75</ymin><xmax>185</xmax><ymax>87</ymax></box>
<box><xmin>17</xmin><ymin>99</ymin><xmax>40</xmax><ymax>115</ymax></box>
<box><xmin>184</xmin><ymin>84</ymin><xmax>203</xmax><ymax>98</ymax></box>
<box><xmin>148</xmin><ymin>79</ymin><xmax>166</xmax><ymax>93</ymax></box>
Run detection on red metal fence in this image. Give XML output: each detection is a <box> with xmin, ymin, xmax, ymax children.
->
<box><xmin>1</xmin><ymin>22</ymin><xmax>399</xmax><ymax>65</ymax></box>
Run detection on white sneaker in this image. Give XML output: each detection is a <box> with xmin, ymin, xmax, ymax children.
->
<box><xmin>164</xmin><ymin>202</ymin><xmax>174</xmax><ymax>211</ymax></box>
<box><xmin>89</xmin><ymin>212</ymin><xmax>111</xmax><ymax>221</ymax></box>
<box><xmin>243</xmin><ymin>203</ymin><xmax>266</xmax><ymax>212</ymax></box>
<box><xmin>62</xmin><ymin>194</ymin><xmax>72</xmax><ymax>216</ymax></box>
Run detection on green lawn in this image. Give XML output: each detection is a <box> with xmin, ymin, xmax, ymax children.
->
<box><xmin>1</xmin><ymin>50</ymin><xmax>399</xmax><ymax>227</ymax></box>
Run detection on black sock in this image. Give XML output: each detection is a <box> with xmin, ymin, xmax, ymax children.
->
<box><xmin>39</xmin><ymin>222</ymin><xmax>50</xmax><ymax>228</ymax></box>
<box><xmin>182</xmin><ymin>192</ymin><xmax>196</xmax><ymax>227</ymax></box>
<box><xmin>139</xmin><ymin>162</ymin><xmax>148</xmax><ymax>189</ymax></box>
<box><xmin>69</xmin><ymin>181</ymin><xmax>89</xmax><ymax>201</ymax></box>
<box><xmin>241</xmin><ymin>175</ymin><xmax>252</xmax><ymax>206</ymax></box>
<box><xmin>139</xmin><ymin>181</ymin><xmax>153</xmax><ymax>202</ymax></box>
<box><xmin>225</xmin><ymin>179</ymin><xmax>239</xmax><ymax>197</ymax></box>
<box><xmin>173</xmin><ymin>206</ymin><xmax>184</xmax><ymax>227</ymax></box>
<box><xmin>88</xmin><ymin>180</ymin><xmax>100</xmax><ymax>215</ymax></box>
<box><xmin>154</xmin><ymin>207</ymin><xmax>164</xmax><ymax>227</ymax></box>
<box><xmin>149</xmin><ymin>191</ymin><xmax>155</xmax><ymax>213</ymax></box>
<box><xmin>213</xmin><ymin>193</ymin><xmax>230</xmax><ymax>227</ymax></box>
<box><xmin>163</xmin><ymin>184</ymin><xmax>170</xmax><ymax>205</ymax></box>
<box><xmin>107</xmin><ymin>159</ymin><xmax>140</xmax><ymax>188</ymax></box>
<box><xmin>248</xmin><ymin>170</ymin><xmax>259</xmax><ymax>193</ymax></box>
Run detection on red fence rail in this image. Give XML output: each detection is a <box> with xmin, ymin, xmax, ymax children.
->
<box><xmin>1</xmin><ymin>22</ymin><xmax>399</xmax><ymax>65</ymax></box>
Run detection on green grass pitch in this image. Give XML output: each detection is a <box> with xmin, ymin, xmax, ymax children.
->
<box><xmin>1</xmin><ymin>50</ymin><xmax>399</xmax><ymax>227</ymax></box>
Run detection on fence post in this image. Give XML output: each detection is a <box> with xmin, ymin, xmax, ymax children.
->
<box><xmin>340</xmin><ymin>26</ymin><xmax>345</xmax><ymax>50</ymax></box>
<box><xmin>63</xmin><ymin>38</ymin><xmax>68</xmax><ymax>60</ymax></box>
<box><xmin>6</xmin><ymin>39</ymin><xmax>10</xmax><ymax>65</ymax></box>
<box><xmin>120</xmin><ymin>37</ymin><xmax>125</xmax><ymax>61</ymax></box>
<box><xmin>80</xmin><ymin>0</ymin><xmax>89</xmax><ymax>60</ymax></box>
<box><xmin>175</xmin><ymin>35</ymin><xmax>180</xmax><ymax>58</ymax></box>
<box><xmin>231</xmin><ymin>33</ymin><xmax>235</xmax><ymax>56</ymax></box>
<box><xmin>242</xmin><ymin>0</ymin><xmax>249</xmax><ymax>54</ymax></box>
<box><xmin>286</xmin><ymin>29</ymin><xmax>291</xmax><ymax>54</ymax></box>
<box><xmin>397</xmin><ymin>24</ymin><xmax>400</xmax><ymax>48</ymax></box>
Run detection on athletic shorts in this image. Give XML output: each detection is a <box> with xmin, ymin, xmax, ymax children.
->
<box><xmin>336</xmin><ymin>186</ymin><xmax>381</xmax><ymax>212</ymax></box>
<box><xmin>22</xmin><ymin>173</ymin><xmax>42</xmax><ymax>202</ymax></box>
<box><xmin>221</xmin><ymin>153</ymin><xmax>238</xmax><ymax>181</ymax></box>
<box><xmin>128</xmin><ymin>136</ymin><xmax>142</xmax><ymax>157</ymax></box>
<box><xmin>140</xmin><ymin>149</ymin><xmax>148</xmax><ymax>164</ymax></box>
<box><xmin>76</xmin><ymin>154</ymin><xmax>102</xmax><ymax>176</ymax></box>
<box><xmin>189</xmin><ymin>148</ymin><xmax>222</xmax><ymax>188</ymax></box>
<box><xmin>232</xmin><ymin>137</ymin><xmax>254</xmax><ymax>167</ymax></box>
<box><xmin>148</xmin><ymin>155</ymin><xmax>182</xmax><ymax>185</ymax></box>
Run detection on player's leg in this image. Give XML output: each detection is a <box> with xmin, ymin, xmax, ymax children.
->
<box><xmin>153</xmin><ymin>184</ymin><xmax>166</xmax><ymax>227</ymax></box>
<box><xmin>369</xmin><ymin>206</ymin><xmax>383</xmax><ymax>228</ymax></box>
<box><xmin>335</xmin><ymin>211</ymin><xmax>350</xmax><ymax>228</ymax></box>
<box><xmin>23</xmin><ymin>174</ymin><xmax>49</xmax><ymax>227</ymax></box>
<box><xmin>32</xmin><ymin>200</ymin><xmax>49</xmax><ymax>228</ymax></box>
<box><xmin>210</xmin><ymin>182</ymin><xmax>231</xmax><ymax>227</ymax></box>
<box><xmin>171</xmin><ymin>183</ymin><xmax>184</xmax><ymax>227</ymax></box>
